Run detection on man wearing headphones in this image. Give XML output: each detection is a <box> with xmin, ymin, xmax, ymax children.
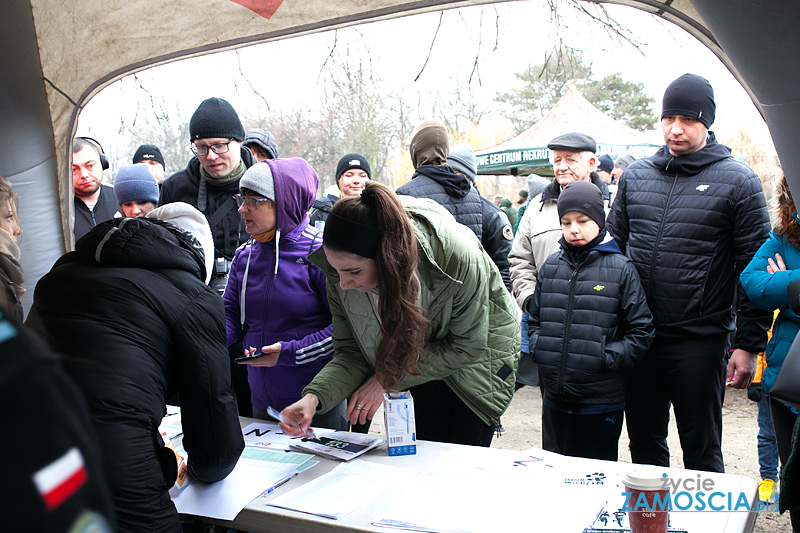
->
<box><xmin>72</xmin><ymin>137</ymin><xmax>121</xmax><ymax>241</ymax></box>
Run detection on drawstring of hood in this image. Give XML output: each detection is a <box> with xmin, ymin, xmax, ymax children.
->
<box><xmin>239</xmin><ymin>229</ymin><xmax>282</xmax><ymax>327</ymax></box>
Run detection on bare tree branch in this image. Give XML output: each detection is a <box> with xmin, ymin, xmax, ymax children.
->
<box><xmin>414</xmin><ymin>11</ymin><xmax>444</xmax><ymax>82</ymax></box>
<box><xmin>234</xmin><ymin>49</ymin><xmax>272</xmax><ymax>111</ymax></box>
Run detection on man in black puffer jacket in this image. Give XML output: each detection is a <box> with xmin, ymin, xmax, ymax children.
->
<box><xmin>607</xmin><ymin>73</ymin><xmax>772</xmax><ymax>473</ymax></box>
<box><xmin>27</xmin><ymin>205</ymin><xmax>244</xmax><ymax>533</ymax></box>
<box><xmin>397</xmin><ymin>121</ymin><xmax>512</xmax><ymax>290</ymax></box>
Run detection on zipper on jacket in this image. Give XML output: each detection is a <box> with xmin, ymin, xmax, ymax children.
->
<box><xmin>558</xmin><ymin>264</ymin><xmax>579</xmax><ymax>396</ymax></box>
<box><xmin>648</xmin><ymin>172</ymin><xmax>680</xmax><ymax>285</ymax></box>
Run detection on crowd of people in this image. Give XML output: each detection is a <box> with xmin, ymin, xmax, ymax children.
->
<box><xmin>3</xmin><ymin>72</ymin><xmax>800</xmax><ymax>532</ymax></box>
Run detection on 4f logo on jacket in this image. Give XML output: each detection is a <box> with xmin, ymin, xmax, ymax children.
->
<box><xmin>696</xmin><ymin>185</ymin><xmax>710</xmax><ymax>192</ymax></box>
<box><xmin>593</xmin><ymin>285</ymin><xmax>605</xmax><ymax>292</ymax></box>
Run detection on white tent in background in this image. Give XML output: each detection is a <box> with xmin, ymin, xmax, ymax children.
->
<box><xmin>476</xmin><ymin>87</ymin><xmax>660</xmax><ymax>176</ymax></box>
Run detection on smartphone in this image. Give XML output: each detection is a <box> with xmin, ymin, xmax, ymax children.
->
<box><xmin>235</xmin><ymin>351</ymin><xmax>268</xmax><ymax>364</ymax></box>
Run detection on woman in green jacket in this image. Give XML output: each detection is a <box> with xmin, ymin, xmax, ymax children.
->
<box><xmin>280</xmin><ymin>182</ymin><xmax>519</xmax><ymax>446</ymax></box>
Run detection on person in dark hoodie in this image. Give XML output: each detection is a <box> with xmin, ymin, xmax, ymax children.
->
<box><xmin>226</xmin><ymin>159</ymin><xmax>347</xmax><ymax>430</ymax></box>
<box><xmin>309</xmin><ymin>153</ymin><xmax>371</xmax><ymax>229</ymax></box>
<box><xmin>397</xmin><ymin>123</ymin><xmax>513</xmax><ymax>290</ymax></box>
<box><xmin>607</xmin><ymin>73</ymin><xmax>772</xmax><ymax>473</ymax></box>
<box><xmin>527</xmin><ymin>180</ymin><xmax>653</xmax><ymax>460</ymax></box>
<box><xmin>26</xmin><ymin>203</ymin><xmax>244</xmax><ymax>532</ymax></box>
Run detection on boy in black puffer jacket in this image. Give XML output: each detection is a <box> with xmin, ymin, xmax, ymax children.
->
<box><xmin>526</xmin><ymin>180</ymin><xmax>654</xmax><ymax>461</ymax></box>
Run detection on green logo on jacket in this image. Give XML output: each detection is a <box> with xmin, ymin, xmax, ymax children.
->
<box><xmin>593</xmin><ymin>285</ymin><xmax>605</xmax><ymax>291</ymax></box>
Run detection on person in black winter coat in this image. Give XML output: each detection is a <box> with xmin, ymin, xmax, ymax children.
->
<box><xmin>606</xmin><ymin>73</ymin><xmax>772</xmax><ymax>473</ymax></box>
<box><xmin>26</xmin><ymin>204</ymin><xmax>244</xmax><ymax>533</ymax></box>
<box><xmin>397</xmin><ymin>123</ymin><xmax>513</xmax><ymax>290</ymax></box>
<box><xmin>528</xmin><ymin>180</ymin><xmax>654</xmax><ymax>461</ymax></box>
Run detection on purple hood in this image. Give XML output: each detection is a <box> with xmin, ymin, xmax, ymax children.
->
<box><xmin>264</xmin><ymin>158</ymin><xmax>319</xmax><ymax>234</ymax></box>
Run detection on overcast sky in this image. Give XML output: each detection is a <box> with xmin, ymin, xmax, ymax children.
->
<box><xmin>80</xmin><ymin>1</ymin><xmax>770</xmax><ymax>164</ymax></box>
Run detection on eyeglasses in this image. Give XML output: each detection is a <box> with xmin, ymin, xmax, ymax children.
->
<box><xmin>234</xmin><ymin>194</ymin><xmax>272</xmax><ymax>210</ymax></box>
<box><xmin>191</xmin><ymin>139</ymin><xmax>235</xmax><ymax>156</ymax></box>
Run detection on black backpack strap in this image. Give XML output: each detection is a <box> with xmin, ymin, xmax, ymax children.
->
<box><xmin>207</xmin><ymin>196</ymin><xmax>237</xmax><ymax>229</ymax></box>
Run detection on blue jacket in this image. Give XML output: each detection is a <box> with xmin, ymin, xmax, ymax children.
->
<box><xmin>740</xmin><ymin>230</ymin><xmax>800</xmax><ymax>393</ymax></box>
<box><xmin>224</xmin><ymin>158</ymin><xmax>334</xmax><ymax>411</ymax></box>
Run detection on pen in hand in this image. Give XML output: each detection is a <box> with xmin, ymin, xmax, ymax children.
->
<box><xmin>266</xmin><ymin>406</ymin><xmax>317</xmax><ymax>439</ymax></box>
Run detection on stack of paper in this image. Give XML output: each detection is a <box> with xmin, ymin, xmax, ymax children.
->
<box><xmin>170</xmin><ymin>447</ymin><xmax>318</xmax><ymax>521</ymax></box>
<box><xmin>289</xmin><ymin>431</ymin><xmax>384</xmax><ymax>461</ymax></box>
<box><xmin>268</xmin><ymin>460</ymin><xmax>418</xmax><ymax>520</ymax></box>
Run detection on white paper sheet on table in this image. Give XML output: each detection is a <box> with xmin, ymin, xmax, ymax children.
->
<box><xmin>171</xmin><ymin>457</ymin><xmax>304</xmax><ymax>520</ymax></box>
<box><xmin>268</xmin><ymin>460</ymin><xmax>419</xmax><ymax>520</ymax></box>
<box><xmin>241</xmin><ymin>421</ymin><xmax>333</xmax><ymax>451</ymax></box>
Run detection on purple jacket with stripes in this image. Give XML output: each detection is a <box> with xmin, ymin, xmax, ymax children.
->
<box><xmin>224</xmin><ymin>158</ymin><xmax>333</xmax><ymax>411</ymax></box>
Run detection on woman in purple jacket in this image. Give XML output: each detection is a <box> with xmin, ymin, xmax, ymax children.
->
<box><xmin>224</xmin><ymin>158</ymin><xmax>347</xmax><ymax>429</ymax></box>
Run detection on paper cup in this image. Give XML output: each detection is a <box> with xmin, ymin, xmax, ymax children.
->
<box><xmin>622</xmin><ymin>468</ymin><xmax>670</xmax><ymax>533</ymax></box>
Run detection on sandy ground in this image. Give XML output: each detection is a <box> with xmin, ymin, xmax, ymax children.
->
<box><xmin>370</xmin><ymin>385</ymin><xmax>792</xmax><ymax>532</ymax></box>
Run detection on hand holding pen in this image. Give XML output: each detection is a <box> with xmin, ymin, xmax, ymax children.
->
<box><xmin>266</xmin><ymin>405</ymin><xmax>317</xmax><ymax>439</ymax></box>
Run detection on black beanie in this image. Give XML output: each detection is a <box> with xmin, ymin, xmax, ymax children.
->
<box><xmin>132</xmin><ymin>144</ymin><xmax>165</xmax><ymax>167</ymax></box>
<box><xmin>661</xmin><ymin>73</ymin><xmax>715</xmax><ymax>128</ymax></box>
<box><xmin>557</xmin><ymin>181</ymin><xmax>605</xmax><ymax>230</ymax></box>
<box><xmin>336</xmin><ymin>153</ymin><xmax>371</xmax><ymax>183</ymax></box>
<box><xmin>189</xmin><ymin>97</ymin><xmax>245</xmax><ymax>142</ymax></box>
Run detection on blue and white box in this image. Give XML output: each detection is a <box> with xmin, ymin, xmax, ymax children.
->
<box><xmin>383</xmin><ymin>391</ymin><xmax>416</xmax><ymax>456</ymax></box>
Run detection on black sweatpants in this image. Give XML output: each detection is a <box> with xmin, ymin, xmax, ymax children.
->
<box><xmin>541</xmin><ymin>405</ymin><xmax>624</xmax><ymax>461</ymax></box>
<box><xmin>769</xmin><ymin>397</ymin><xmax>800</xmax><ymax>531</ymax></box>
<box><xmin>408</xmin><ymin>380</ymin><xmax>495</xmax><ymax>447</ymax></box>
<box><xmin>624</xmin><ymin>334</ymin><xmax>727</xmax><ymax>472</ymax></box>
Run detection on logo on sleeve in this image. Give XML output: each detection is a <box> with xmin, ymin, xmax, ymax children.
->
<box><xmin>696</xmin><ymin>184</ymin><xmax>710</xmax><ymax>192</ymax></box>
<box><xmin>502</xmin><ymin>225</ymin><xmax>513</xmax><ymax>240</ymax></box>
<box><xmin>593</xmin><ymin>285</ymin><xmax>605</xmax><ymax>292</ymax></box>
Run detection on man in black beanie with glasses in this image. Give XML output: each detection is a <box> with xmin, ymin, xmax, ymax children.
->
<box><xmin>160</xmin><ymin>96</ymin><xmax>257</xmax><ymax>416</ymax></box>
<box><xmin>607</xmin><ymin>73</ymin><xmax>772</xmax><ymax>473</ymax></box>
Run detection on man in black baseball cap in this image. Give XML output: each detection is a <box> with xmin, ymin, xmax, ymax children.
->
<box><xmin>607</xmin><ymin>73</ymin><xmax>771</xmax><ymax>474</ymax></box>
<box><xmin>132</xmin><ymin>144</ymin><xmax>166</xmax><ymax>183</ymax></box>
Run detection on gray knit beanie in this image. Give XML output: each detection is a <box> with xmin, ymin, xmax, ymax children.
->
<box><xmin>447</xmin><ymin>147</ymin><xmax>477</xmax><ymax>182</ymax></box>
<box><xmin>114</xmin><ymin>164</ymin><xmax>159</xmax><ymax>205</ymax></box>
<box><xmin>240</xmin><ymin>162</ymin><xmax>275</xmax><ymax>201</ymax></box>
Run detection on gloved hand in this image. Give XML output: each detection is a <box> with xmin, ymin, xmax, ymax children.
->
<box><xmin>747</xmin><ymin>382</ymin><xmax>763</xmax><ymax>403</ymax></box>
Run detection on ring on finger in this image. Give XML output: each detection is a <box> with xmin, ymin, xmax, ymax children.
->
<box><xmin>356</xmin><ymin>404</ymin><xmax>364</xmax><ymax>410</ymax></box>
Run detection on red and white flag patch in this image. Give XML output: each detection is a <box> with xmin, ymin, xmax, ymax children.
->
<box><xmin>33</xmin><ymin>447</ymin><xmax>88</xmax><ymax>510</ymax></box>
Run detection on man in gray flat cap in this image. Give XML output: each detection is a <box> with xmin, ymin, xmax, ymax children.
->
<box><xmin>509</xmin><ymin>132</ymin><xmax>610</xmax><ymax>432</ymax></box>
<box><xmin>510</xmin><ymin>132</ymin><xmax>609</xmax><ymax>310</ymax></box>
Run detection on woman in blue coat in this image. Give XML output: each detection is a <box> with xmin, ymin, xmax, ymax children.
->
<box><xmin>740</xmin><ymin>174</ymin><xmax>800</xmax><ymax>529</ymax></box>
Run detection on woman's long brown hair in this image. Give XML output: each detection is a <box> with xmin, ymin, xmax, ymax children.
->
<box><xmin>773</xmin><ymin>174</ymin><xmax>800</xmax><ymax>246</ymax></box>
<box><xmin>329</xmin><ymin>182</ymin><xmax>430</xmax><ymax>389</ymax></box>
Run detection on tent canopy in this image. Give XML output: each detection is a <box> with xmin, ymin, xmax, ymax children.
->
<box><xmin>2</xmin><ymin>0</ymin><xmax>800</xmax><ymax>312</ymax></box>
<box><xmin>476</xmin><ymin>87</ymin><xmax>660</xmax><ymax>176</ymax></box>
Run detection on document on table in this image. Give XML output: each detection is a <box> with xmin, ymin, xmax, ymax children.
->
<box><xmin>268</xmin><ymin>460</ymin><xmax>419</xmax><ymax>520</ymax></box>
<box><xmin>241</xmin><ymin>421</ymin><xmax>333</xmax><ymax>451</ymax></box>
<box><xmin>171</xmin><ymin>449</ymin><xmax>317</xmax><ymax>520</ymax></box>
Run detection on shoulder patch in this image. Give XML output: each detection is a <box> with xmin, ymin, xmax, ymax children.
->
<box><xmin>502</xmin><ymin>224</ymin><xmax>513</xmax><ymax>240</ymax></box>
